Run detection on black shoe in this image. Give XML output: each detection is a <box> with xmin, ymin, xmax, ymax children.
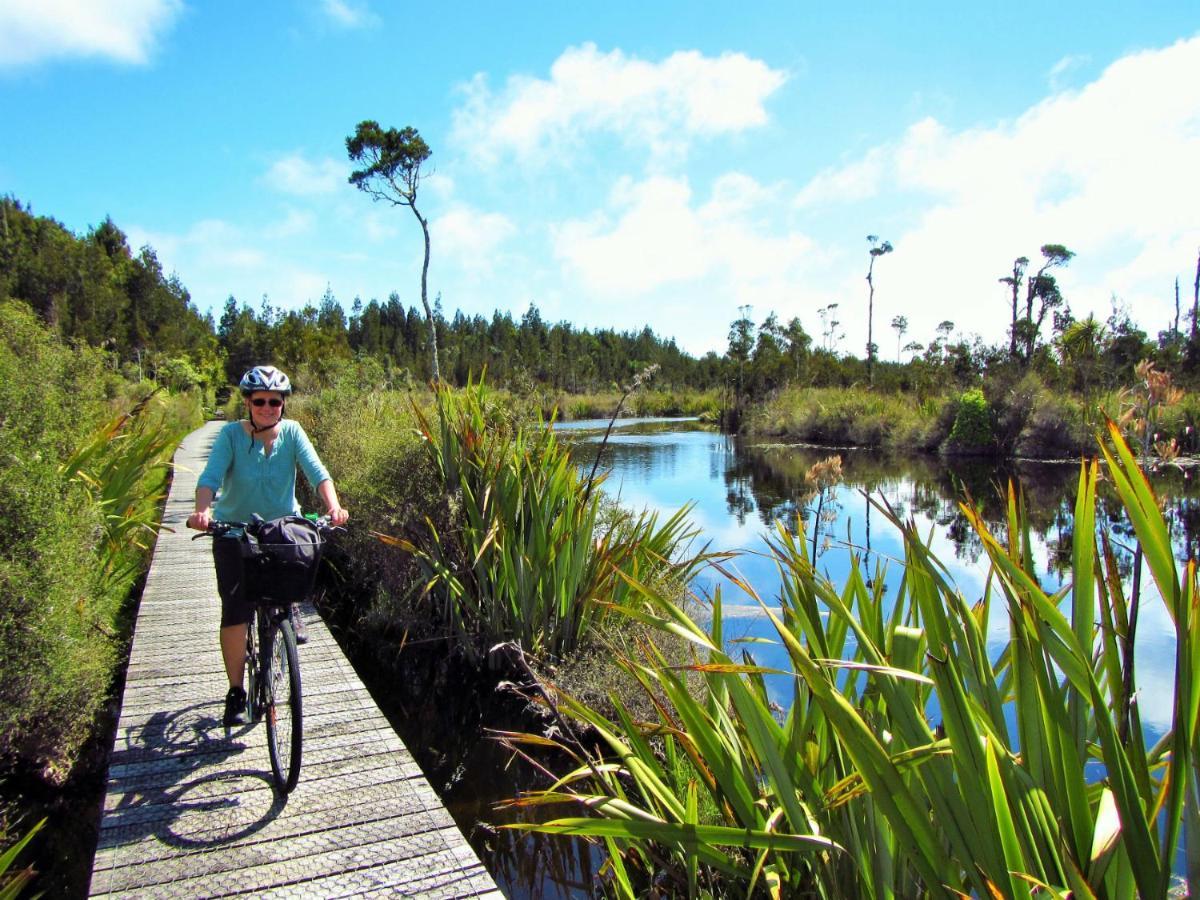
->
<box><xmin>223</xmin><ymin>686</ymin><xmax>247</xmax><ymax>726</ymax></box>
<box><xmin>290</xmin><ymin>603</ymin><xmax>308</xmax><ymax>644</ymax></box>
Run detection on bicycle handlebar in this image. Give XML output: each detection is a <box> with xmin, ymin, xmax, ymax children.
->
<box><xmin>191</xmin><ymin>517</ymin><xmax>347</xmax><ymax>540</ymax></box>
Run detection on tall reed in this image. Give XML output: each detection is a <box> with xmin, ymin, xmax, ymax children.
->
<box><xmin>379</xmin><ymin>380</ymin><xmax>707</xmax><ymax>662</ymax></box>
<box><xmin>503</xmin><ymin>421</ymin><xmax>1198</xmax><ymax>898</ymax></box>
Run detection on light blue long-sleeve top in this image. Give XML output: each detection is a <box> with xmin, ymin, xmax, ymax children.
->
<box><xmin>197</xmin><ymin>420</ymin><xmax>331</xmax><ymax>523</ymax></box>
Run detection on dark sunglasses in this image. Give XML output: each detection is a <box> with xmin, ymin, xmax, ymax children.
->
<box><xmin>251</xmin><ymin>398</ymin><xmax>283</xmax><ymax>408</ymax></box>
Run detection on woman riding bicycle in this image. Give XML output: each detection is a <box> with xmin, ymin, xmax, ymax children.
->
<box><xmin>186</xmin><ymin>365</ymin><xmax>349</xmax><ymax>726</ymax></box>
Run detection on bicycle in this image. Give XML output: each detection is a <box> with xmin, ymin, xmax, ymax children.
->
<box><xmin>196</xmin><ymin>515</ymin><xmax>342</xmax><ymax>794</ymax></box>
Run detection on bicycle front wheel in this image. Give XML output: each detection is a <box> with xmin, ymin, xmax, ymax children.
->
<box><xmin>265</xmin><ymin>617</ymin><xmax>303</xmax><ymax>793</ymax></box>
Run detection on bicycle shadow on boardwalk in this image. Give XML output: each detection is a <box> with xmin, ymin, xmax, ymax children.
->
<box><xmin>102</xmin><ymin>700</ymin><xmax>286</xmax><ymax>853</ymax></box>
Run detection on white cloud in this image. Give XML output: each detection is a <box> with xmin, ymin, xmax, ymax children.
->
<box><xmin>1048</xmin><ymin>53</ymin><xmax>1090</xmax><ymax>91</ymax></box>
<box><xmin>434</xmin><ymin>206</ymin><xmax>516</xmax><ymax>273</ymax></box>
<box><xmin>264</xmin><ymin>208</ymin><xmax>316</xmax><ymax>239</ymax></box>
<box><xmin>555</xmin><ymin>177</ymin><xmax>708</xmax><ymax>293</ymax></box>
<box><xmin>128</xmin><ymin>216</ymin><xmax>334</xmax><ymax>310</ymax></box>
<box><xmin>130</xmin><ymin>218</ymin><xmax>265</xmax><ymax>271</ymax></box>
<box><xmin>550</xmin><ymin>173</ymin><xmax>818</xmax><ymax>348</ymax></box>
<box><xmin>423</xmin><ymin>172</ymin><xmax>456</xmax><ymax>203</ymax></box>
<box><xmin>265</xmin><ymin>154</ymin><xmax>346</xmax><ymax>196</ymax></box>
<box><xmin>319</xmin><ymin>0</ymin><xmax>379</xmax><ymax>29</ymax></box>
<box><xmin>0</xmin><ymin>0</ymin><xmax>182</xmax><ymax>68</ymax></box>
<box><xmin>452</xmin><ymin>43</ymin><xmax>787</xmax><ymax>167</ymax></box>
<box><xmin>356</xmin><ymin>206</ymin><xmax>400</xmax><ymax>244</ymax></box>
<box><xmin>795</xmin><ymin>148</ymin><xmax>887</xmax><ymax>208</ymax></box>
<box><xmin>788</xmin><ymin>35</ymin><xmax>1200</xmax><ymax>351</ymax></box>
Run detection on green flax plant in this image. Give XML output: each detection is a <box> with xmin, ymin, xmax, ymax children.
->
<box><xmin>379</xmin><ymin>379</ymin><xmax>707</xmax><ymax>662</ymax></box>
<box><xmin>0</xmin><ymin>818</ymin><xmax>44</xmax><ymax>900</ymax></box>
<box><xmin>503</xmin><ymin>420</ymin><xmax>1199</xmax><ymax>898</ymax></box>
<box><xmin>59</xmin><ymin>394</ymin><xmax>181</xmax><ymax>600</ymax></box>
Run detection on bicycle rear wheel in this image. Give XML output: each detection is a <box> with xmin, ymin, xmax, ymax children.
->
<box><xmin>265</xmin><ymin>616</ymin><xmax>303</xmax><ymax>793</ymax></box>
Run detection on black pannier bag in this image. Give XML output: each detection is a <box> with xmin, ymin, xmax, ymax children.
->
<box><xmin>240</xmin><ymin>515</ymin><xmax>324</xmax><ymax>604</ymax></box>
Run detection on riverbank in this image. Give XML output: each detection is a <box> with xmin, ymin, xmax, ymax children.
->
<box><xmin>741</xmin><ymin>373</ymin><xmax>1200</xmax><ymax>460</ymax></box>
<box><xmin>494</xmin><ymin>416</ymin><xmax>1200</xmax><ymax>896</ymax></box>
<box><xmin>545</xmin><ymin>387</ymin><xmax>721</xmax><ymax>422</ymax></box>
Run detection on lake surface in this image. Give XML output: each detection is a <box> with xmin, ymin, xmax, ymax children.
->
<box><xmin>567</xmin><ymin>418</ymin><xmax>1200</xmax><ymax>746</ymax></box>
<box><xmin>458</xmin><ymin>417</ymin><xmax>1200</xmax><ymax>897</ymax></box>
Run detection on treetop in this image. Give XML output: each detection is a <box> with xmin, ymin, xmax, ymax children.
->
<box><xmin>345</xmin><ymin>120</ymin><xmax>432</xmax><ymax>205</ymax></box>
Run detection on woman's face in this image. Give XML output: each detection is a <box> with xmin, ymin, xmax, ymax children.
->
<box><xmin>246</xmin><ymin>391</ymin><xmax>284</xmax><ymax>426</ymax></box>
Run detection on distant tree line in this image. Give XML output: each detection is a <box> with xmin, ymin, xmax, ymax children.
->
<box><xmin>6</xmin><ymin>195</ymin><xmax>1199</xmax><ymax>406</ymax></box>
<box><xmin>0</xmin><ymin>197</ymin><xmax>220</xmax><ymax>392</ymax></box>
<box><xmin>0</xmin><ymin>196</ymin><xmax>719</xmax><ymax>397</ymax></box>
<box><xmin>217</xmin><ymin>290</ymin><xmax>721</xmax><ymax>393</ymax></box>
<box><xmin>726</xmin><ymin>240</ymin><xmax>1200</xmax><ymax>406</ymax></box>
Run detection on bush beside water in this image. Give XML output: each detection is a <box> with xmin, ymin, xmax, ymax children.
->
<box><xmin>288</xmin><ymin>382</ymin><xmax>443</xmax><ymax>642</ymax></box>
<box><xmin>556</xmin><ymin>389</ymin><xmax>721</xmax><ymax>422</ymax></box>
<box><xmin>745</xmin><ymin>385</ymin><xmax>944</xmax><ymax>452</ymax></box>
<box><xmin>741</xmin><ymin>373</ymin><xmax>1200</xmax><ymax>460</ymax></box>
<box><xmin>944</xmin><ymin>387</ymin><xmax>994</xmax><ymax>452</ymax></box>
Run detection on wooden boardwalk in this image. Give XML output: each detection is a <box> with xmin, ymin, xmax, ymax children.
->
<box><xmin>90</xmin><ymin>421</ymin><xmax>502</xmax><ymax>898</ymax></box>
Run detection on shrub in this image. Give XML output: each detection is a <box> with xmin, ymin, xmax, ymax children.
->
<box><xmin>0</xmin><ymin>302</ymin><xmax>184</xmax><ymax>781</ymax></box>
<box><xmin>378</xmin><ymin>379</ymin><xmax>707</xmax><ymax>662</ymax></box>
<box><xmin>746</xmin><ymin>386</ymin><xmax>945</xmax><ymax>451</ymax></box>
<box><xmin>944</xmin><ymin>387</ymin><xmax>994</xmax><ymax>453</ymax></box>
<box><xmin>288</xmin><ymin>385</ymin><xmax>439</xmax><ymax>633</ymax></box>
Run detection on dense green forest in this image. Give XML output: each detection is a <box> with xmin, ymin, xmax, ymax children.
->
<box><xmin>0</xmin><ymin>198</ymin><xmax>220</xmax><ymax>389</ymax></box>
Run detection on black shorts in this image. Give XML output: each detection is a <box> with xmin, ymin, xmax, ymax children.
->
<box><xmin>213</xmin><ymin>536</ymin><xmax>254</xmax><ymax>627</ymax></box>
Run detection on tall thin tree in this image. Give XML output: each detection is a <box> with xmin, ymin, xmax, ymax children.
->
<box><xmin>1193</xmin><ymin>246</ymin><xmax>1200</xmax><ymax>343</ymax></box>
<box><xmin>865</xmin><ymin>235</ymin><xmax>893</xmax><ymax>385</ymax></box>
<box><xmin>346</xmin><ymin>121</ymin><xmax>440</xmax><ymax>382</ymax></box>
<box><xmin>999</xmin><ymin>256</ymin><xmax>1028</xmax><ymax>359</ymax></box>
<box><xmin>890</xmin><ymin>315</ymin><xmax>908</xmax><ymax>363</ymax></box>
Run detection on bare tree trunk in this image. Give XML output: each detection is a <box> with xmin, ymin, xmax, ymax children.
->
<box><xmin>413</xmin><ymin>206</ymin><xmax>440</xmax><ymax>383</ymax></box>
<box><xmin>1193</xmin><ymin>247</ymin><xmax>1200</xmax><ymax>343</ymax></box>
<box><xmin>866</xmin><ymin>259</ymin><xmax>876</xmax><ymax>386</ymax></box>
<box><xmin>1174</xmin><ymin>277</ymin><xmax>1180</xmax><ymax>337</ymax></box>
<box><xmin>1010</xmin><ymin>285</ymin><xmax>1018</xmax><ymax>358</ymax></box>
<box><xmin>1023</xmin><ymin>277</ymin><xmax>1037</xmax><ymax>362</ymax></box>
<box><xmin>1003</xmin><ymin>261</ymin><xmax>1022</xmax><ymax>359</ymax></box>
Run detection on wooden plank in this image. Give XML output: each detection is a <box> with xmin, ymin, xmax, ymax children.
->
<box><xmin>90</xmin><ymin>422</ymin><xmax>500</xmax><ymax>898</ymax></box>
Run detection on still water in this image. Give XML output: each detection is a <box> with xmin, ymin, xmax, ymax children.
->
<box><xmin>566</xmin><ymin>418</ymin><xmax>1200</xmax><ymax>754</ymax></box>
<box><xmin>458</xmin><ymin>418</ymin><xmax>1200</xmax><ymax>897</ymax></box>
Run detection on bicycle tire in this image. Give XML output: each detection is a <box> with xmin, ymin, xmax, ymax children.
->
<box><xmin>265</xmin><ymin>616</ymin><xmax>303</xmax><ymax>793</ymax></box>
<box><xmin>244</xmin><ymin>609</ymin><xmax>262</xmax><ymax>723</ymax></box>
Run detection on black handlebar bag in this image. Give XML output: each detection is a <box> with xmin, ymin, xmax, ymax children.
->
<box><xmin>240</xmin><ymin>515</ymin><xmax>325</xmax><ymax>604</ymax></box>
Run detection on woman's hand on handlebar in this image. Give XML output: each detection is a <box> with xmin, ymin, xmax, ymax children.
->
<box><xmin>187</xmin><ymin>509</ymin><xmax>213</xmax><ymax>531</ymax></box>
<box><xmin>327</xmin><ymin>506</ymin><xmax>349</xmax><ymax>527</ymax></box>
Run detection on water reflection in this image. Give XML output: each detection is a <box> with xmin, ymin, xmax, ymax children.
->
<box><xmin>567</xmin><ymin>419</ymin><xmax>1200</xmax><ymax>743</ymax></box>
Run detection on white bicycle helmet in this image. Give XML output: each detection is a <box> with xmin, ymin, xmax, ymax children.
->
<box><xmin>238</xmin><ymin>365</ymin><xmax>292</xmax><ymax>396</ymax></box>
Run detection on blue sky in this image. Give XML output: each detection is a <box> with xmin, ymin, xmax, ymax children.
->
<box><xmin>2</xmin><ymin>1</ymin><xmax>1197</xmax><ymax>356</ymax></box>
